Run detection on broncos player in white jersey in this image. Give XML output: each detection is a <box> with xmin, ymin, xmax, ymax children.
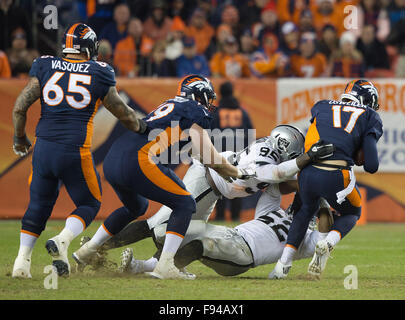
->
<box><xmin>77</xmin><ymin>125</ymin><xmax>334</xmax><ymax>275</ymax></box>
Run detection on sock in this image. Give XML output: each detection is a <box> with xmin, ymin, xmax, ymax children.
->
<box><xmin>319</xmin><ymin>232</ymin><xmax>329</xmax><ymax>240</ymax></box>
<box><xmin>90</xmin><ymin>224</ymin><xmax>113</xmax><ymax>248</ymax></box>
<box><xmin>18</xmin><ymin>232</ymin><xmax>38</xmax><ymax>258</ymax></box>
<box><xmin>58</xmin><ymin>216</ymin><xmax>85</xmax><ymax>245</ymax></box>
<box><xmin>161</xmin><ymin>232</ymin><xmax>184</xmax><ymax>256</ymax></box>
<box><xmin>134</xmin><ymin>257</ymin><xmax>158</xmax><ymax>272</ymax></box>
<box><xmin>279</xmin><ymin>245</ymin><xmax>297</xmax><ymax>265</ymax></box>
<box><xmin>326</xmin><ymin>230</ymin><xmax>341</xmax><ymax>247</ymax></box>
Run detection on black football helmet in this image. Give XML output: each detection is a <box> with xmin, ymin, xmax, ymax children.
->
<box><xmin>340</xmin><ymin>79</ymin><xmax>379</xmax><ymax>111</ymax></box>
<box><xmin>177</xmin><ymin>75</ymin><xmax>217</xmax><ymax>112</ymax></box>
<box><xmin>62</xmin><ymin>23</ymin><xmax>99</xmax><ymax>60</ymax></box>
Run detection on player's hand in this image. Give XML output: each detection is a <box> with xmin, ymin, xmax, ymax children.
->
<box><xmin>137</xmin><ymin>119</ymin><xmax>148</xmax><ymax>134</ymax></box>
<box><xmin>13</xmin><ymin>134</ymin><xmax>32</xmax><ymax>157</ymax></box>
<box><xmin>237</xmin><ymin>168</ymin><xmax>257</xmax><ymax>180</ymax></box>
<box><xmin>306</xmin><ymin>140</ymin><xmax>335</xmax><ymax>162</ymax></box>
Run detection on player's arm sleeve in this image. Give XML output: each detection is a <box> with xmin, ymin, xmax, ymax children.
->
<box><xmin>362</xmin><ymin>134</ymin><xmax>379</xmax><ymax>173</ymax></box>
<box><xmin>28</xmin><ymin>58</ymin><xmax>41</xmax><ymax>79</ymax></box>
<box><xmin>362</xmin><ymin>111</ymin><xmax>383</xmax><ymax>173</ymax></box>
<box><xmin>255</xmin><ymin>159</ymin><xmax>300</xmax><ymax>183</ymax></box>
<box><xmin>98</xmin><ymin>64</ymin><xmax>117</xmax><ymax>100</ymax></box>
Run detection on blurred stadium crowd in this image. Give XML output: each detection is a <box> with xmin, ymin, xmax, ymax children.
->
<box><xmin>1</xmin><ymin>0</ymin><xmax>405</xmax><ymax>79</ymax></box>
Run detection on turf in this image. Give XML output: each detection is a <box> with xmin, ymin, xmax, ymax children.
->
<box><xmin>0</xmin><ymin>220</ymin><xmax>404</xmax><ymax>300</ymax></box>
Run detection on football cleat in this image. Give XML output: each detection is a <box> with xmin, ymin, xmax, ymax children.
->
<box><xmin>147</xmin><ymin>255</ymin><xmax>195</xmax><ymax>280</ymax></box>
<box><xmin>119</xmin><ymin>248</ymin><xmax>134</xmax><ymax>273</ymax></box>
<box><xmin>12</xmin><ymin>255</ymin><xmax>32</xmax><ymax>279</ymax></box>
<box><xmin>72</xmin><ymin>240</ymin><xmax>98</xmax><ymax>271</ymax></box>
<box><xmin>45</xmin><ymin>236</ymin><xmax>70</xmax><ymax>277</ymax></box>
<box><xmin>308</xmin><ymin>239</ymin><xmax>334</xmax><ymax>277</ymax></box>
<box><xmin>268</xmin><ymin>260</ymin><xmax>291</xmax><ymax>279</ymax></box>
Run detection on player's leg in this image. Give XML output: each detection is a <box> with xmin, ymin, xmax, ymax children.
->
<box><xmin>12</xmin><ymin>141</ymin><xmax>60</xmax><ymax>278</ymax></box>
<box><xmin>270</xmin><ymin>166</ymin><xmax>321</xmax><ymax>279</ymax></box>
<box><xmin>103</xmin><ymin>162</ymin><xmax>218</xmax><ymax>251</ymax></box>
<box><xmin>308</xmin><ymin>172</ymin><xmax>362</xmax><ymax>277</ymax></box>
<box><xmin>45</xmin><ymin>147</ymin><xmax>102</xmax><ymax>276</ymax></box>
<box><xmin>72</xmin><ymin>182</ymin><xmax>148</xmax><ymax>267</ymax></box>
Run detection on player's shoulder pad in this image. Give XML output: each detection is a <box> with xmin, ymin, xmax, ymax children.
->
<box><xmin>92</xmin><ymin>60</ymin><xmax>115</xmax><ymax>74</ymax></box>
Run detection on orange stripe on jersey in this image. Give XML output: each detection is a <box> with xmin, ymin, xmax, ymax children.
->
<box><xmin>21</xmin><ymin>229</ymin><xmax>39</xmax><ymax>238</ymax></box>
<box><xmin>79</xmin><ymin>147</ymin><xmax>102</xmax><ymax>202</ymax></box>
<box><xmin>138</xmin><ymin>126</ymin><xmax>191</xmax><ymax>196</ymax></box>
<box><xmin>66</xmin><ymin>23</ymin><xmax>81</xmax><ymax>49</ymax></box>
<box><xmin>83</xmin><ymin>98</ymin><xmax>101</xmax><ymax>148</ymax></box>
<box><xmin>27</xmin><ymin>138</ymin><xmax>36</xmax><ymax>186</ymax></box>
<box><xmin>342</xmin><ymin>169</ymin><xmax>361</xmax><ymax>207</ymax></box>
<box><xmin>304</xmin><ymin>118</ymin><xmax>320</xmax><ymax>152</ymax></box>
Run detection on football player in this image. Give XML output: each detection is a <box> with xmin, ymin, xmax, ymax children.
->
<box><xmin>76</xmin><ymin>125</ymin><xmax>333</xmax><ymax>276</ymax></box>
<box><xmin>270</xmin><ymin>79</ymin><xmax>383</xmax><ymax>279</ymax></box>
<box><xmin>72</xmin><ymin>75</ymin><xmax>257</xmax><ymax>280</ymax></box>
<box><xmin>11</xmin><ymin>23</ymin><xmax>147</xmax><ymax>278</ymax></box>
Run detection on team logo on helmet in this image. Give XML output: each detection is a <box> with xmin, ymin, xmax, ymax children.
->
<box><xmin>80</xmin><ymin>28</ymin><xmax>97</xmax><ymax>41</ymax></box>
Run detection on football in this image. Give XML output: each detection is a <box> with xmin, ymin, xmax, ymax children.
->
<box><xmin>354</xmin><ymin>148</ymin><xmax>365</xmax><ymax>166</ymax></box>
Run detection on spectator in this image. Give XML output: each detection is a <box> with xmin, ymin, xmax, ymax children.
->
<box><xmin>0</xmin><ymin>50</ymin><xmax>11</xmax><ymax>78</ymax></box>
<box><xmin>312</xmin><ymin>0</ymin><xmax>344</xmax><ymax>36</ymax></box>
<box><xmin>6</xmin><ymin>28</ymin><xmax>38</xmax><ymax>78</ymax></box>
<box><xmin>139</xmin><ymin>40</ymin><xmax>177</xmax><ymax>77</ymax></box>
<box><xmin>114</xmin><ymin>17</ymin><xmax>153</xmax><ymax>77</ymax></box>
<box><xmin>356</xmin><ymin>24</ymin><xmax>390</xmax><ymax>71</ymax></box>
<box><xmin>210</xmin><ymin>35</ymin><xmax>251</xmax><ymax>79</ymax></box>
<box><xmin>169</xmin><ymin>0</ymin><xmax>190</xmax><ymax>22</ymax></box>
<box><xmin>318</xmin><ymin>24</ymin><xmax>339</xmax><ymax>60</ymax></box>
<box><xmin>143</xmin><ymin>0</ymin><xmax>173</xmax><ymax>42</ymax></box>
<box><xmin>356</xmin><ymin>0</ymin><xmax>391</xmax><ymax>41</ymax></box>
<box><xmin>239</xmin><ymin>0</ymin><xmax>272</xmax><ymax>31</ymax></box>
<box><xmin>330</xmin><ymin>31</ymin><xmax>365</xmax><ymax>78</ymax></box>
<box><xmin>97</xmin><ymin>39</ymin><xmax>113</xmax><ymax>65</ymax></box>
<box><xmin>185</xmin><ymin>8</ymin><xmax>215</xmax><ymax>58</ymax></box>
<box><xmin>220</xmin><ymin>4</ymin><xmax>241</xmax><ymax>39</ymax></box>
<box><xmin>279</xmin><ymin>22</ymin><xmax>300</xmax><ymax>57</ymax></box>
<box><xmin>165</xmin><ymin>17</ymin><xmax>186</xmax><ymax>60</ymax></box>
<box><xmin>277</xmin><ymin>0</ymin><xmax>308</xmax><ymax>24</ymax></box>
<box><xmin>0</xmin><ymin>0</ymin><xmax>32</xmax><ymax>51</ymax></box>
<box><xmin>385</xmin><ymin>17</ymin><xmax>405</xmax><ymax>77</ymax></box>
<box><xmin>387</xmin><ymin>0</ymin><xmax>405</xmax><ymax>27</ymax></box>
<box><xmin>210</xmin><ymin>81</ymin><xmax>254</xmax><ymax>222</ymax></box>
<box><xmin>255</xmin><ymin>1</ymin><xmax>281</xmax><ymax>45</ymax></box>
<box><xmin>176</xmin><ymin>37</ymin><xmax>210</xmax><ymax>77</ymax></box>
<box><xmin>240</xmin><ymin>29</ymin><xmax>258</xmax><ymax>60</ymax></box>
<box><xmin>298</xmin><ymin>9</ymin><xmax>316</xmax><ymax>33</ymax></box>
<box><xmin>215</xmin><ymin>23</ymin><xmax>233</xmax><ymax>53</ymax></box>
<box><xmin>290</xmin><ymin>32</ymin><xmax>328</xmax><ymax>77</ymax></box>
<box><xmin>99</xmin><ymin>2</ymin><xmax>130</xmax><ymax>50</ymax></box>
<box><xmin>78</xmin><ymin>0</ymin><xmax>117</xmax><ymax>35</ymax></box>
<box><xmin>250</xmin><ymin>32</ymin><xmax>288</xmax><ymax>77</ymax></box>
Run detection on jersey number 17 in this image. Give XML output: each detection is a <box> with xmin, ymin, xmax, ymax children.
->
<box><xmin>331</xmin><ymin>105</ymin><xmax>365</xmax><ymax>134</ymax></box>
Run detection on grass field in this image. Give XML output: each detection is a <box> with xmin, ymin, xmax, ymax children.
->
<box><xmin>0</xmin><ymin>220</ymin><xmax>404</xmax><ymax>300</ymax></box>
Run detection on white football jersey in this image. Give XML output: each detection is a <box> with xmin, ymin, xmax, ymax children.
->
<box><xmin>209</xmin><ymin>137</ymin><xmax>281</xmax><ymax>199</ymax></box>
<box><xmin>235</xmin><ymin>209</ymin><xmax>319</xmax><ymax>267</ymax></box>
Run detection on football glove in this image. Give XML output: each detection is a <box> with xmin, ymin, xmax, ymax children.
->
<box><xmin>306</xmin><ymin>140</ymin><xmax>335</xmax><ymax>162</ymax></box>
<box><xmin>237</xmin><ymin>167</ymin><xmax>257</xmax><ymax>180</ymax></box>
<box><xmin>13</xmin><ymin>134</ymin><xmax>32</xmax><ymax>157</ymax></box>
